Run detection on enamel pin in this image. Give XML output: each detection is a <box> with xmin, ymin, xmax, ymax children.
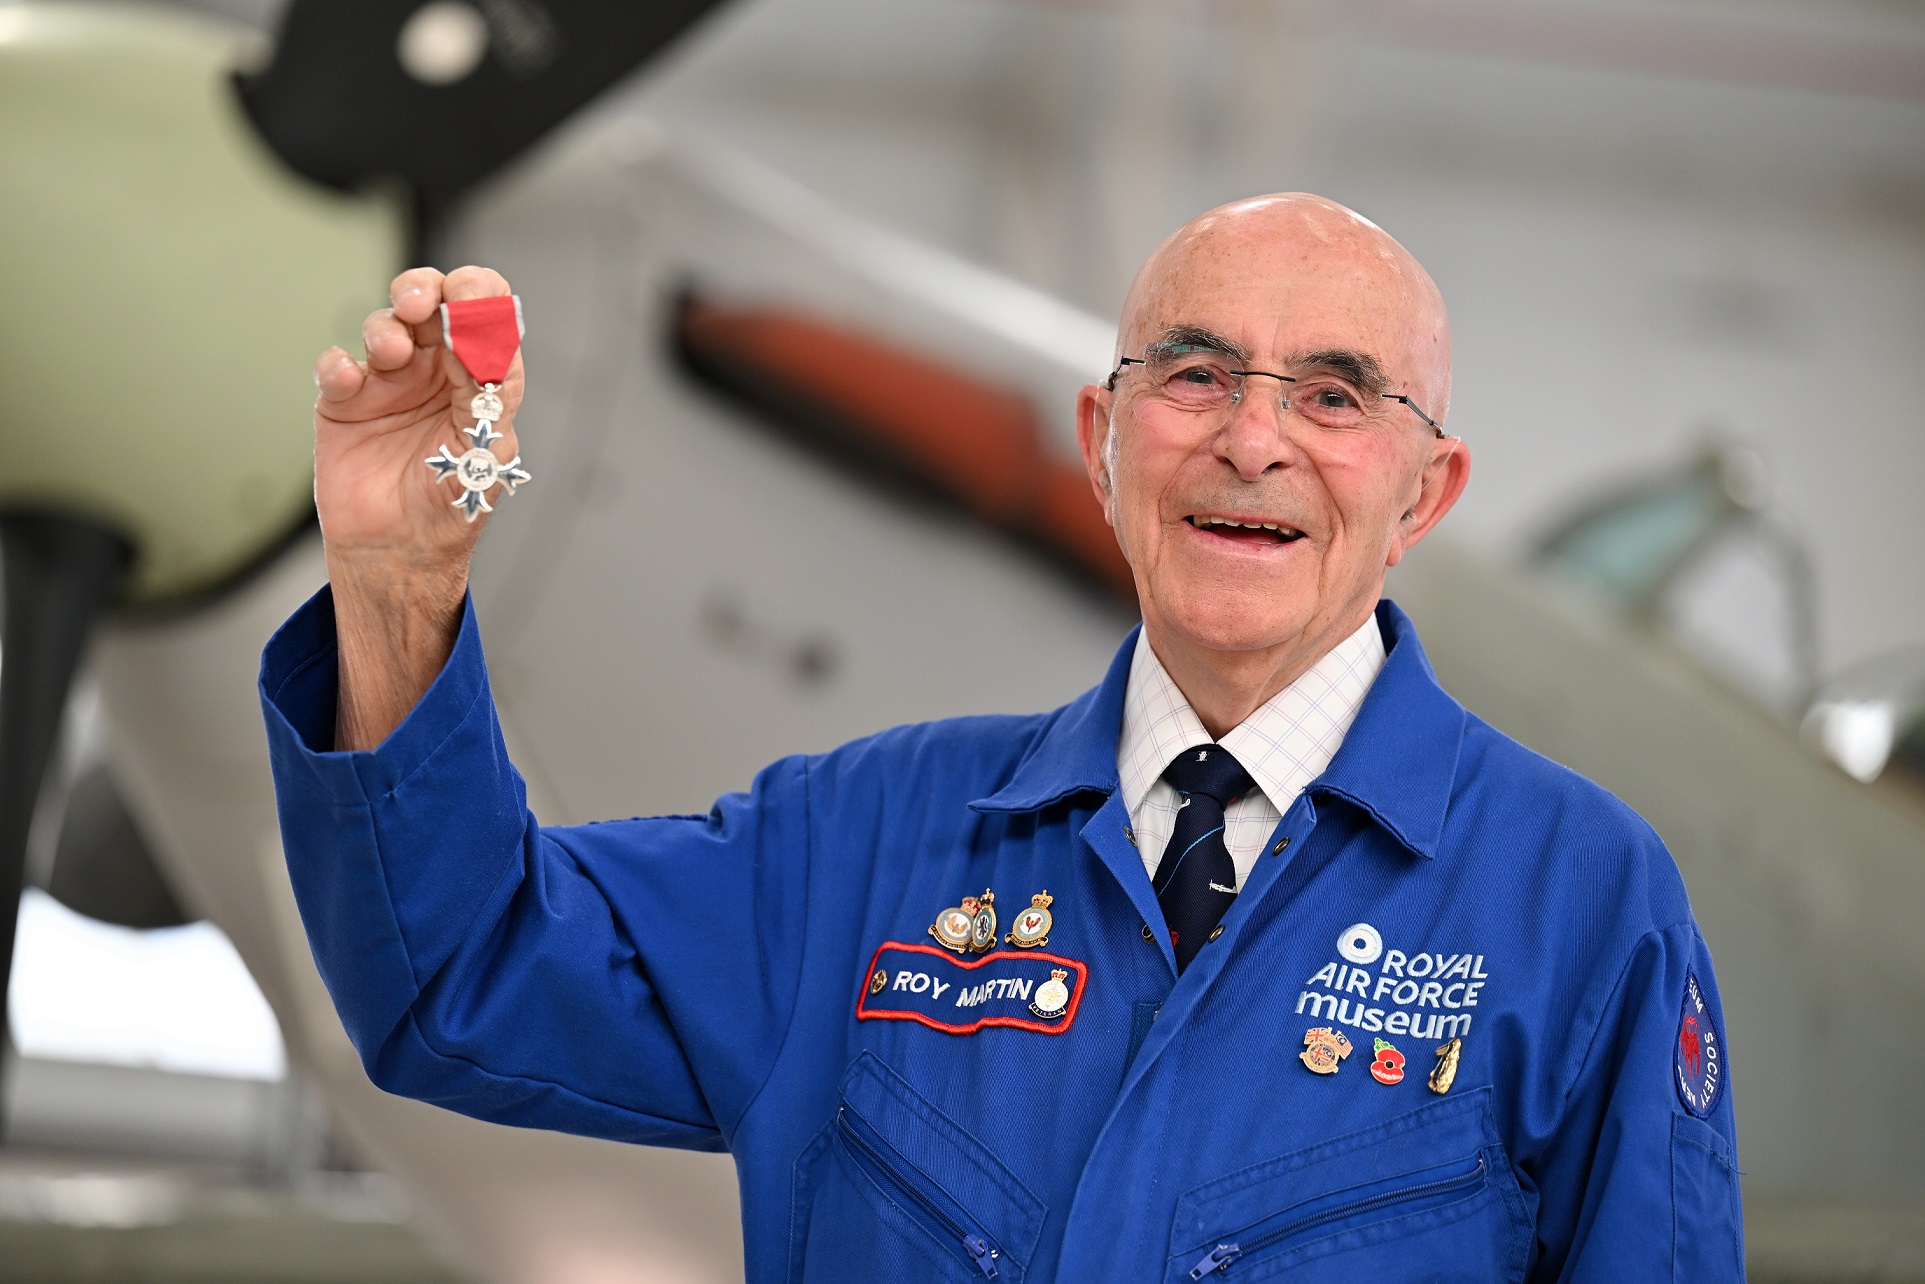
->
<box><xmin>1299</xmin><ymin>1026</ymin><xmax>1353</xmax><ymax>1075</ymax></box>
<box><xmin>1430</xmin><ymin>1037</ymin><xmax>1463</xmax><ymax>1095</ymax></box>
<box><xmin>968</xmin><ymin>890</ymin><xmax>998</xmax><ymax>953</ymax></box>
<box><xmin>930</xmin><ymin>890</ymin><xmax>997</xmax><ymax>955</ymax></box>
<box><xmin>1369</xmin><ymin>1038</ymin><xmax>1406</xmax><ymax>1085</ymax></box>
<box><xmin>426</xmin><ymin>295</ymin><xmax>531</xmax><ymax>522</ymax></box>
<box><xmin>1029</xmin><ymin>968</ymin><xmax>1071</xmax><ymax>1020</ymax></box>
<box><xmin>1006</xmin><ymin>892</ymin><xmax>1054</xmax><ymax>948</ymax></box>
<box><xmin>930</xmin><ymin>899</ymin><xmax>974</xmax><ymax>953</ymax></box>
<box><xmin>868</xmin><ymin>968</ymin><xmax>889</xmax><ymax>995</ymax></box>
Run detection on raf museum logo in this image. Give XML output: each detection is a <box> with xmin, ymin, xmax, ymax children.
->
<box><xmin>1294</xmin><ymin>922</ymin><xmax>1489</xmax><ymax>1042</ymax></box>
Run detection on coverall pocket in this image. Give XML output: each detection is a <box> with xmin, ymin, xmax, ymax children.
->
<box><xmin>788</xmin><ymin>1052</ymin><xmax>1046</xmax><ymax>1283</ymax></box>
<box><xmin>1166</xmin><ymin>1089</ymin><xmax>1532</xmax><ymax>1282</ymax></box>
<box><xmin>1671</xmin><ymin>1113</ymin><xmax>1743</xmax><ymax>1280</ymax></box>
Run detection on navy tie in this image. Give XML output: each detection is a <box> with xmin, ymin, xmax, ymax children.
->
<box><xmin>1153</xmin><ymin>744</ymin><xmax>1256</xmax><ymax>973</ymax></box>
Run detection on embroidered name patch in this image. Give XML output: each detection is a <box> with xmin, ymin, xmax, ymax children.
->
<box><xmin>1674</xmin><ymin>969</ymin><xmax>1725</xmax><ymax>1118</ymax></box>
<box><xmin>857</xmin><ymin>942</ymin><xmax>1087</xmax><ymax>1036</ymax></box>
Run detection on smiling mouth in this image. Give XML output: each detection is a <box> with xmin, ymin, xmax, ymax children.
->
<box><xmin>1186</xmin><ymin>514</ymin><xmax>1306</xmax><ymax>546</ymax></box>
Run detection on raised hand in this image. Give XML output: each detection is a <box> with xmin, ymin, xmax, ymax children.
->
<box><xmin>315</xmin><ymin>266</ymin><xmax>525</xmax><ymax>750</ymax></box>
<box><xmin>314</xmin><ymin>265</ymin><xmax>524</xmax><ymax>567</ymax></box>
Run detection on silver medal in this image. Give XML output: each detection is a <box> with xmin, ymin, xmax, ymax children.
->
<box><xmin>425</xmin><ymin>383</ymin><xmax>531</xmax><ymax>522</ymax></box>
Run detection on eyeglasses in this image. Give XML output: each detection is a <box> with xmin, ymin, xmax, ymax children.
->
<box><xmin>1107</xmin><ymin>350</ymin><xmax>1445</xmax><ymax>438</ymax></box>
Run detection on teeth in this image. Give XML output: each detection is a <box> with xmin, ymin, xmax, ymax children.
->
<box><xmin>1192</xmin><ymin>515</ymin><xmax>1299</xmax><ymax>536</ymax></box>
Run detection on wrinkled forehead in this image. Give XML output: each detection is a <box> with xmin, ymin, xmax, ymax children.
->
<box><xmin>1121</xmin><ymin>209</ymin><xmax>1444</xmax><ymax>386</ymax></box>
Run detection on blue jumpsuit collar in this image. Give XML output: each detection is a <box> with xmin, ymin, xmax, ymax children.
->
<box><xmin>1313</xmin><ymin>600</ymin><xmax>1467</xmax><ymax>862</ymax></box>
<box><xmin>965</xmin><ymin>624</ymin><xmax>1135</xmax><ymax>814</ymax></box>
<box><xmin>968</xmin><ymin>600</ymin><xmax>1465</xmax><ymax>862</ymax></box>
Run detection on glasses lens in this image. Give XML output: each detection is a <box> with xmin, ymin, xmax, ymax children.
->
<box><xmin>1145</xmin><ymin>353</ymin><xmax>1238</xmax><ymax>411</ymax></box>
<box><xmin>1288</xmin><ymin>378</ymin><xmax>1370</xmax><ymax>429</ymax></box>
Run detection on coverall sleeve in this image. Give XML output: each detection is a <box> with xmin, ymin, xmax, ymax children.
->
<box><xmin>1534</xmin><ymin>920</ymin><xmax>1745</xmax><ymax>1281</ymax></box>
<box><xmin>258</xmin><ymin>586</ymin><xmax>809</xmax><ymax>1151</ymax></box>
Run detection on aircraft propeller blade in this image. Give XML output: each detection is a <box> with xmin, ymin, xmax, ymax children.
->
<box><xmin>0</xmin><ymin>513</ymin><xmax>130</xmax><ymax>1137</ymax></box>
<box><xmin>46</xmin><ymin>762</ymin><xmax>189</xmax><ymax>932</ymax></box>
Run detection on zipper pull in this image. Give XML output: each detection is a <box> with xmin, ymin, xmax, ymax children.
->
<box><xmin>1189</xmin><ymin>1243</ymin><xmax>1241</xmax><ymax>1278</ymax></box>
<box><xmin>964</xmin><ymin>1234</ymin><xmax>999</xmax><ymax>1277</ymax></box>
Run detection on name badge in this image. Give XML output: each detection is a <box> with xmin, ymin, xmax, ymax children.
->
<box><xmin>858</xmin><ymin>942</ymin><xmax>1088</xmax><ymax>1036</ymax></box>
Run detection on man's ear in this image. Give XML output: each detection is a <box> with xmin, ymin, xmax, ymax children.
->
<box><xmin>1386</xmin><ymin>436</ymin><xmax>1471</xmax><ymax>568</ymax></box>
<box><xmin>1075</xmin><ymin>383</ymin><xmax>1116</xmax><ymax>523</ymax></box>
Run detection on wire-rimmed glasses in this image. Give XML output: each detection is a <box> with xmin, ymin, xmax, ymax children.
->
<box><xmin>1107</xmin><ymin>349</ymin><xmax>1445</xmax><ymax>438</ymax></box>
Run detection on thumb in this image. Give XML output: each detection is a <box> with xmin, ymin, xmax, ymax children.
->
<box><xmin>315</xmin><ymin>348</ymin><xmax>365</xmax><ymax>405</ymax></box>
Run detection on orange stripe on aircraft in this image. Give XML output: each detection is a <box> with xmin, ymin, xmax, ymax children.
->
<box><xmin>677</xmin><ymin>296</ymin><xmax>1135</xmax><ymax>604</ymax></box>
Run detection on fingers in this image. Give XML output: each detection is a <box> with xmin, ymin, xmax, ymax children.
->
<box><xmin>314</xmin><ymin>347</ymin><xmax>366</xmax><ymax>404</ymax></box>
<box><xmin>388</xmin><ymin>267</ymin><xmax>445</xmax><ymax>326</ymax></box>
<box><xmin>385</xmin><ymin>265</ymin><xmax>513</xmax><ymax>352</ymax></box>
<box><xmin>342</xmin><ymin>265</ymin><xmax>517</xmax><ymax>419</ymax></box>
<box><xmin>362</xmin><ymin>309</ymin><xmax>416</xmax><ymax>371</ymax></box>
<box><xmin>442</xmin><ymin>265</ymin><xmax>510</xmax><ymax>302</ymax></box>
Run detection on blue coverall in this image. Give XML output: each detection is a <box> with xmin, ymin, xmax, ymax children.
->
<box><xmin>261</xmin><ymin>593</ymin><xmax>1744</xmax><ymax>1281</ymax></box>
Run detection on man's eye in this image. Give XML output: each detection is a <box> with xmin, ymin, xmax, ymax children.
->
<box><xmin>1310</xmin><ymin>385</ymin><xmax>1356</xmax><ymax>408</ymax></box>
<box><xmin>1174</xmin><ymin>365</ymin><xmax>1224</xmax><ymax>385</ymax></box>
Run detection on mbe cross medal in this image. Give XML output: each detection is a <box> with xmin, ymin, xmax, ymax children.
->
<box><xmin>427</xmin><ymin>295</ymin><xmax>532</xmax><ymax>521</ymax></box>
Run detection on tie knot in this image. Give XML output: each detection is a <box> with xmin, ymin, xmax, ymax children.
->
<box><xmin>1161</xmin><ymin>744</ymin><xmax>1255</xmax><ymax>806</ymax></box>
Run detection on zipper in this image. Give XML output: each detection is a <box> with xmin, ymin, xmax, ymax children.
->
<box><xmin>837</xmin><ymin>1108</ymin><xmax>1003</xmax><ymax>1278</ymax></box>
<box><xmin>1187</xmin><ymin>1154</ymin><xmax>1487</xmax><ymax>1279</ymax></box>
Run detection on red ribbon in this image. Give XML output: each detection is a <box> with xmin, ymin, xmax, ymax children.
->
<box><xmin>441</xmin><ymin>295</ymin><xmax>523</xmax><ymax>386</ymax></box>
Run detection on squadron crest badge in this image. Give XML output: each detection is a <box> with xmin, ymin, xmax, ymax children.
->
<box><xmin>1299</xmin><ymin>1026</ymin><xmax>1353</xmax><ymax>1075</ymax></box>
<box><xmin>1029</xmin><ymin>968</ymin><xmax>1071</xmax><ymax>1020</ymax></box>
<box><xmin>929</xmin><ymin>899</ymin><xmax>975</xmax><ymax>953</ymax></box>
<box><xmin>930</xmin><ymin>890</ymin><xmax>998</xmax><ymax>955</ymax></box>
<box><xmin>1006</xmin><ymin>892</ymin><xmax>1054</xmax><ymax>948</ymax></box>
<box><xmin>969</xmin><ymin>890</ymin><xmax>999</xmax><ymax>953</ymax></box>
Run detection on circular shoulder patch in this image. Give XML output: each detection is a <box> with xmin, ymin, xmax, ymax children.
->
<box><xmin>1674</xmin><ymin>969</ymin><xmax>1725</xmax><ymax>1118</ymax></box>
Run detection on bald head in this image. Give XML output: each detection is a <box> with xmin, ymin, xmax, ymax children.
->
<box><xmin>1119</xmin><ymin>194</ymin><xmax>1451</xmax><ymax>424</ymax></box>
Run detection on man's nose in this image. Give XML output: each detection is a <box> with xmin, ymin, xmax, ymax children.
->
<box><xmin>1213</xmin><ymin>380</ymin><xmax>1301</xmax><ymax>480</ymax></box>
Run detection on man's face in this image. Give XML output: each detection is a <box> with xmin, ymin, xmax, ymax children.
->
<box><xmin>1077</xmin><ymin>200</ymin><xmax>1466</xmax><ymax>665</ymax></box>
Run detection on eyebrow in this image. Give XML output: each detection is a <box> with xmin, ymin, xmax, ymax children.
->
<box><xmin>1287</xmin><ymin>348</ymin><xmax>1391</xmax><ymax>397</ymax></box>
<box><xmin>1144</xmin><ymin>326</ymin><xmax>1251</xmax><ymax>365</ymax></box>
<box><xmin>1141</xmin><ymin>330</ymin><xmax>1393</xmax><ymax>397</ymax></box>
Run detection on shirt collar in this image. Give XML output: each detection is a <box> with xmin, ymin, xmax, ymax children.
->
<box><xmin>969</xmin><ymin>601</ymin><xmax>1465</xmax><ymax>862</ymax></box>
<box><xmin>1116</xmin><ymin>614</ymin><xmax>1385</xmax><ymax>819</ymax></box>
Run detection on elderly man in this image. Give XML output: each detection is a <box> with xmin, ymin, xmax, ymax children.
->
<box><xmin>262</xmin><ymin>195</ymin><xmax>1743</xmax><ymax>1280</ymax></box>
